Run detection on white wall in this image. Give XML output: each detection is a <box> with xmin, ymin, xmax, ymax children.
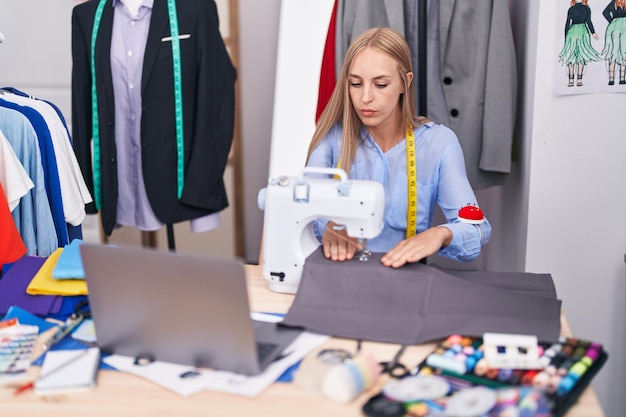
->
<box><xmin>267</xmin><ymin>0</ymin><xmax>334</xmax><ymax>179</ymax></box>
<box><xmin>526</xmin><ymin>1</ymin><xmax>626</xmax><ymax>415</ymax></box>
<box><xmin>239</xmin><ymin>0</ymin><xmax>281</xmax><ymax>263</ymax></box>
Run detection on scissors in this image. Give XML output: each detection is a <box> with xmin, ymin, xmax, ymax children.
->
<box><xmin>379</xmin><ymin>344</ymin><xmax>410</xmax><ymax>378</ymax></box>
<box><xmin>42</xmin><ymin>300</ymin><xmax>91</xmax><ymax>351</ymax></box>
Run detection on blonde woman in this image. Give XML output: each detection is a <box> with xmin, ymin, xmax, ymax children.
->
<box><xmin>306</xmin><ymin>28</ymin><xmax>491</xmax><ymax>268</ymax></box>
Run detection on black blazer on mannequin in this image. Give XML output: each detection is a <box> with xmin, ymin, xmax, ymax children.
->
<box><xmin>71</xmin><ymin>0</ymin><xmax>236</xmax><ymax>235</ymax></box>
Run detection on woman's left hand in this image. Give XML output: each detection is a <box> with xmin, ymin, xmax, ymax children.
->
<box><xmin>381</xmin><ymin>227</ymin><xmax>453</xmax><ymax>268</ymax></box>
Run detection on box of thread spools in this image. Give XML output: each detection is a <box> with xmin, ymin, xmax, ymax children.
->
<box><xmin>362</xmin><ymin>333</ymin><xmax>607</xmax><ymax>417</ymax></box>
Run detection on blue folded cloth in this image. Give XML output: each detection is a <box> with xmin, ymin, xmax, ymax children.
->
<box><xmin>52</xmin><ymin>239</ymin><xmax>85</xmax><ymax>280</ymax></box>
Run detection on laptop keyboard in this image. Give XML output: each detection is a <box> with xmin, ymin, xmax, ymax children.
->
<box><xmin>256</xmin><ymin>341</ymin><xmax>279</xmax><ymax>363</ymax></box>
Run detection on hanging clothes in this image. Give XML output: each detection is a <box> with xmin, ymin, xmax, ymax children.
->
<box><xmin>434</xmin><ymin>0</ymin><xmax>517</xmax><ymax>190</ymax></box>
<box><xmin>0</xmin><ymin>171</ymin><xmax>27</xmax><ymax>268</ymax></box>
<box><xmin>0</xmin><ymin>90</ymin><xmax>92</xmax><ymax>227</ymax></box>
<box><xmin>324</xmin><ymin>0</ymin><xmax>517</xmax><ymax>190</ymax></box>
<box><xmin>334</xmin><ymin>0</ymin><xmax>405</xmax><ymax>77</ymax></box>
<box><xmin>71</xmin><ymin>0</ymin><xmax>237</xmax><ymax>236</ymax></box>
<box><xmin>0</xmin><ymin>129</ymin><xmax>34</xmax><ymax>212</ymax></box>
<box><xmin>403</xmin><ymin>0</ymin><xmax>517</xmax><ymax>189</ymax></box>
<box><xmin>315</xmin><ymin>0</ymin><xmax>338</xmax><ymax>122</ymax></box>
<box><xmin>0</xmin><ymin>106</ymin><xmax>57</xmax><ymax>256</ymax></box>
<box><xmin>0</xmin><ymin>97</ymin><xmax>68</xmax><ymax>247</ymax></box>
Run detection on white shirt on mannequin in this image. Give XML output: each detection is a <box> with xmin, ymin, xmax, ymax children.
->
<box><xmin>121</xmin><ymin>0</ymin><xmax>143</xmax><ymax>18</ymax></box>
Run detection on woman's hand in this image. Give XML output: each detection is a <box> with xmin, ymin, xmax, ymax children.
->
<box><xmin>322</xmin><ymin>221</ymin><xmax>362</xmax><ymax>261</ymax></box>
<box><xmin>381</xmin><ymin>227</ymin><xmax>453</xmax><ymax>268</ymax></box>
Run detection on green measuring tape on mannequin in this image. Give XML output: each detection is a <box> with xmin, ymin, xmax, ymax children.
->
<box><xmin>91</xmin><ymin>0</ymin><xmax>185</xmax><ymax>210</ymax></box>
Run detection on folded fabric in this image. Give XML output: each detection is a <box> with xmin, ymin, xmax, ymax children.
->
<box><xmin>52</xmin><ymin>238</ymin><xmax>85</xmax><ymax>279</ymax></box>
<box><xmin>26</xmin><ymin>248</ymin><xmax>88</xmax><ymax>296</ymax></box>
<box><xmin>2</xmin><ymin>305</ymin><xmax>58</xmax><ymax>333</ymax></box>
<box><xmin>0</xmin><ymin>256</ymin><xmax>63</xmax><ymax>316</ymax></box>
<box><xmin>282</xmin><ymin>249</ymin><xmax>561</xmax><ymax>345</ymax></box>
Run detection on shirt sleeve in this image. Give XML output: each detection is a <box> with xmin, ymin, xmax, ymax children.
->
<box><xmin>433</xmin><ymin>130</ymin><xmax>492</xmax><ymax>262</ymax></box>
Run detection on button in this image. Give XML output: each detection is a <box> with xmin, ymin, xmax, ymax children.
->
<box><xmin>129</xmin><ymin>83</ymin><xmax>134</xmax><ymax>90</ymax></box>
<box><xmin>443</xmin><ymin>77</ymin><xmax>452</xmax><ymax>85</ymax></box>
<box><xmin>127</xmin><ymin>50</ymin><xmax>133</xmax><ymax>57</ymax></box>
<box><xmin>450</xmin><ymin>108</ymin><xmax>459</xmax><ymax>118</ymax></box>
<box><xmin>130</xmin><ymin>21</ymin><xmax>136</xmax><ymax>26</ymax></box>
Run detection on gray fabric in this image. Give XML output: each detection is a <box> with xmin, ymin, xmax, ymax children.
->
<box><xmin>282</xmin><ymin>249</ymin><xmax>561</xmax><ymax>345</ymax></box>
<box><xmin>430</xmin><ymin>265</ymin><xmax>559</xmax><ymax>300</ymax></box>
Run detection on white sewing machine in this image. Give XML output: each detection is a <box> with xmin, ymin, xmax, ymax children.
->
<box><xmin>257</xmin><ymin>167</ymin><xmax>385</xmax><ymax>294</ymax></box>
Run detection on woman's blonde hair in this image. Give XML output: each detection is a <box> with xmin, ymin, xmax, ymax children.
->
<box><xmin>306</xmin><ymin>27</ymin><xmax>427</xmax><ymax>174</ymax></box>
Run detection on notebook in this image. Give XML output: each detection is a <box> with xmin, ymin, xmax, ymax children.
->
<box><xmin>34</xmin><ymin>347</ymin><xmax>100</xmax><ymax>395</ymax></box>
<box><xmin>79</xmin><ymin>243</ymin><xmax>302</xmax><ymax>376</ymax></box>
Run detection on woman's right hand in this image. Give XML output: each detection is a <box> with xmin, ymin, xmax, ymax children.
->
<box><xmin>322</xmin><ymin>221</ymin><xmax>362</xmax><ymax>261</ymax></box>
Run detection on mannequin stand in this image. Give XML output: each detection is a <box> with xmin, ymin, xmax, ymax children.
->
<box><xmin>166</xmin><ymin>223</ymin><xmax>176</xmax><ymax>252</ymax></box>
<box><xmin>139</xmin><ymin>224</ymin><xmax>176</xmax><ymax>252</ymax></box>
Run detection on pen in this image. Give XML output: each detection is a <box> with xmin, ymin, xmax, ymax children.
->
<box><xmin>13</xmin><ymin>349</ymin><xmax>91</xmax><ymax>396</ymax></box>
<box><xmin>41</xmin><ymin>315</ymin><xmax>85</xmax><ymax>351</ymax></box>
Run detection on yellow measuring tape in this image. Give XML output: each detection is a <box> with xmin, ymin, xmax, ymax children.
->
<box><xmin>405</xmin><ymin>127</ymin><xmax>417</xmax><ymax>239</ymax></box>
<box><xmin>335</xmin><ymin>126</ymin><xmax>417</xmax><ymax>239</ymax></box>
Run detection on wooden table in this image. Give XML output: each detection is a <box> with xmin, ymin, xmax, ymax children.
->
<box><xmin>0</xmin><ymin>265</ymin><xmax>605</xmax><ymax>417</ymax></box>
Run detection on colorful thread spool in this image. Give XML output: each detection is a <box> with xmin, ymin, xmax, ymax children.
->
<box><xmin>473</xmin><ymin>358</ymin><xmax>489</xmax><ymax>377</ymax></box>
<box><xmin>520</xmin><ymin>370</ymin><xmax>539</xmax><ymax>386</ymax></box>
<box><xmin>426</xmin><ymin>353</ymin><xmax>467</xmax><ymax>375</ymax></box>
<box><xmin>497</xmin><ymin>368</ymin><xmax>513</xmax><ymax>382</ymax></box>
<box><xmin>531</xmin><ymin>370</ymin><xmax>550</xmax><ymax>390</ymax></box>
<box><xmin>319</xmin><ymin>351</ymin><xmax>382</xmax><ymax>404</ymax></box>
<box><xmin>556</xmin><ymin>343</ymin><xmax>603</xmax><ymax>396</ymax></box>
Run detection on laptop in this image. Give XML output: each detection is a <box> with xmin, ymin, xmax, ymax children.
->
<box><xmin>79</xmin><ymin>243</ymin><xmax>302</xmax><ymax>376</ymax></box>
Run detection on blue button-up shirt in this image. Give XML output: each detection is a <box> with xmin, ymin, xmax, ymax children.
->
<box><xmin>307</xmin><ymin>122</ymin><xmax>491</xmax><ymax>262</ymax></box>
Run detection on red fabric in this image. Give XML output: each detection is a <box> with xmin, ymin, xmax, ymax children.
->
<box><xmin>0</xmin><ymin>183</ymin><xmax>27</xmax><ymax>266</ymax></box>
<box><xmin>315</xmin><ymin>0</ymin><xmax>338</xmax><ymax>122</ymax></box>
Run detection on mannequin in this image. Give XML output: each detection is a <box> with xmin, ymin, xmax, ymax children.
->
<box><xmin>71</xmin><ymin>0</ymin><xmax>237</xmax><ymax>241</ymax></box>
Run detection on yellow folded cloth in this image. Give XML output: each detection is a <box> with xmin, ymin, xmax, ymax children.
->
<box><xmin>26</xmin><ymin>248</ymin><xmax>88</xmax><ymax>296</ymax></box>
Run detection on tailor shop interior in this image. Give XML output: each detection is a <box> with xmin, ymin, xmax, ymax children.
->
<box><xmin>0</xmin><ymin>1</ymin><xmax>616</xmax><ymax>417</ymax></box>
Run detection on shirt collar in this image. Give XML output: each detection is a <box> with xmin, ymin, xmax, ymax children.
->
<box><xmin>111</xmin><ymin>0</ymin><xmax>154</xmax><ymax>10</ymax></box>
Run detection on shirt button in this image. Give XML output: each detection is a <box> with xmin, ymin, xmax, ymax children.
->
<box><xmin>443</xmin><ymin>77</ymin><xmax>453</xmax><ymax>85</ymax></box>
<box><xmin>129</xmin><ymin>83</ymin><xmax>134</xmax><ymax>90</ymax></box>
<box><xmin>450</xmin><ymin>108</ymin><xmax>459</xmax><ymax>118</ymax></box>
<box><xmin>130</xmin><ymin>21</ymin><xmax>136</xmax><ymax>26</ymax></box>
<box><xmin>128</xmin><ymin>50</ymin><xmax>133</xmax><ymax>57</ymax></box>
